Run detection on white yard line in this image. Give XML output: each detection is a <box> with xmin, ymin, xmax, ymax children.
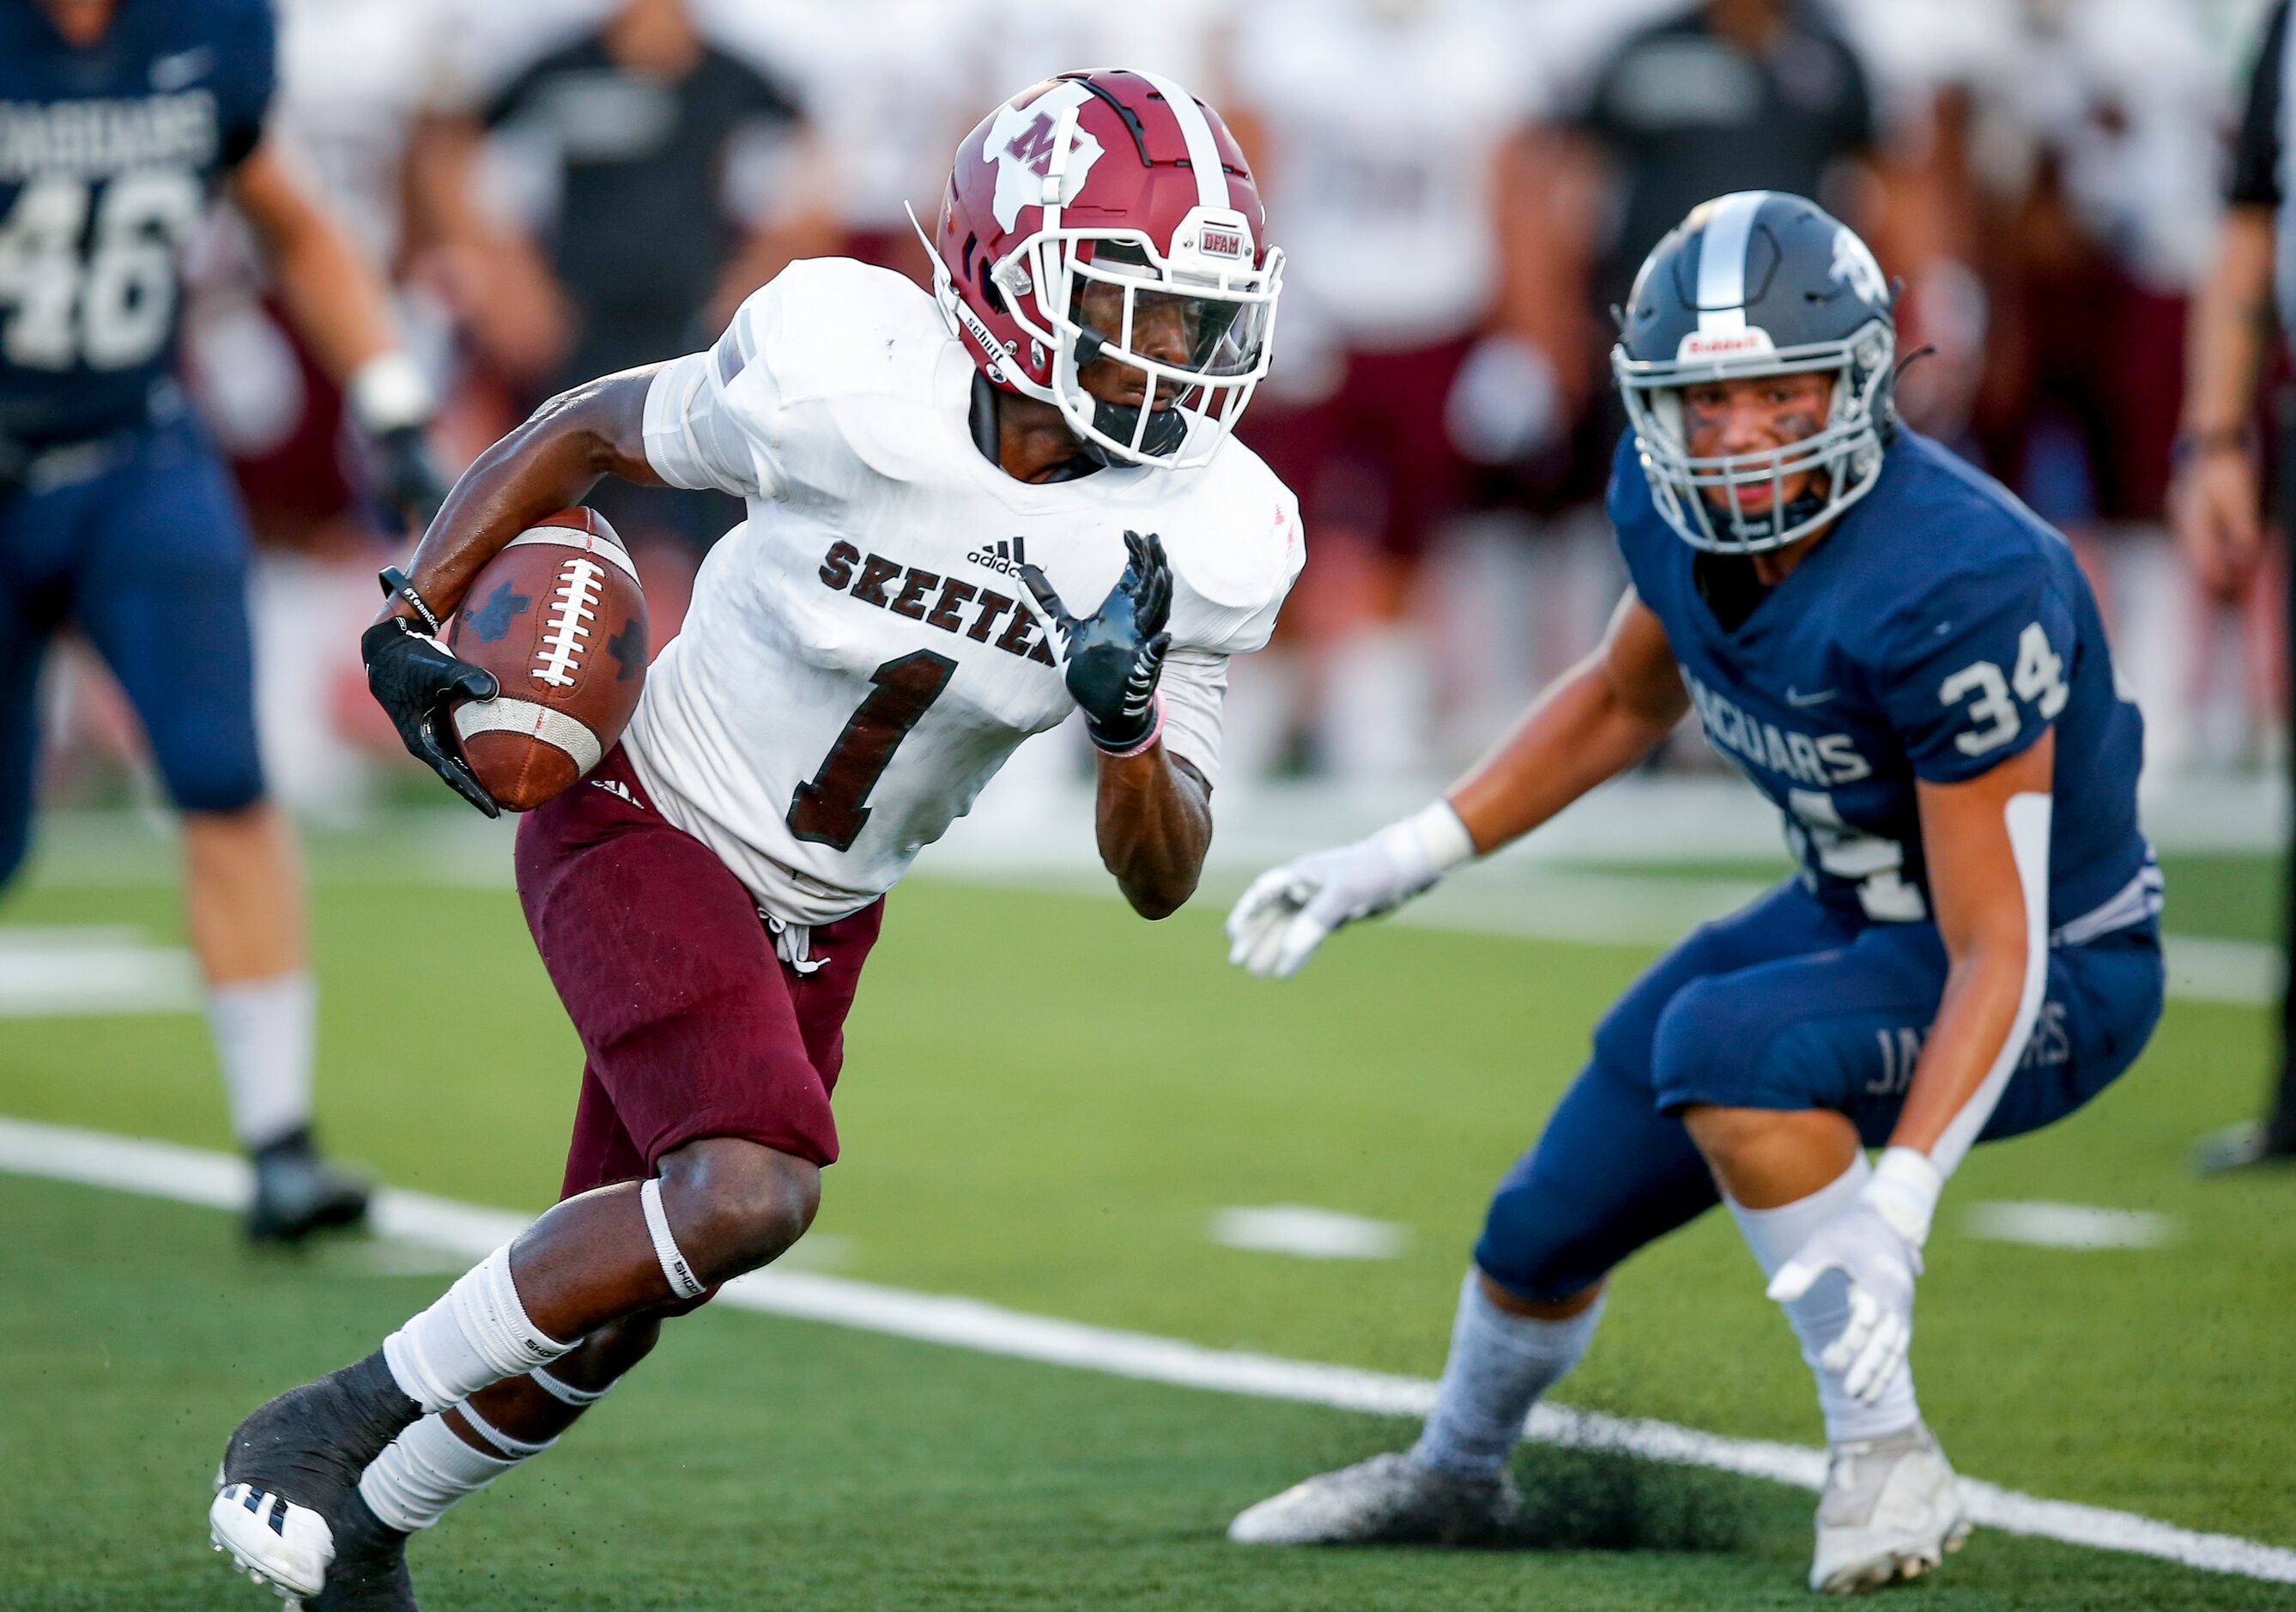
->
<box><xmin>1965</xmin><ymin>1201</ymin><xmax>2174</xmax><ymax>1251</ymax></box>
<box><xmin>1209</xmin><ymin>1205</ymin><xmax>1410</xmax><ymax>1260</ymax></box>
<box><xmin>0</xmin><ymin>1117</ymin><xmax>2288</xmax><ymax>1585</ymax></box>
<box><xmin>0</xmin><ymin>928</ymin><xmax>198</xmax><ymax>1017</ymax></box>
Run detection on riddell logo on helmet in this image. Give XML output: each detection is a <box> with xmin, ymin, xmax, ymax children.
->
<box><xmin>1677</xmin><ymin>329</ymin><xmax>1776</xmax><ymax>360</ymax></box>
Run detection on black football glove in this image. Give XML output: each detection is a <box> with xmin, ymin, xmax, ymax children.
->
<box><xmin>362</xmin><ymin>574</ymin><xmax>501</xmax><ymax>816</ymax></box>
<box><xmin>1019</xmin><ymin>530</ymin><xmax>1172</xmax><ymax>754</ymax></box>
<box><xmin>374</xmin><ymin>423</ymin><xmax>451</xmax><ymax>535</ymax></box>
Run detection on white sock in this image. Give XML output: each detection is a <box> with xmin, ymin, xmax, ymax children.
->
<box><xmin>1727</xmin><ymin>1154</ymin><xmax>1922</xmax><ymax>1444</ymax></box>
<box><xmin>381</xmin><ymin>1245</ymin><xmax>573</xmax><ymax>1415</ymax></box>
<box><xmin>359</xmin><ymin>1410</ymin><xmax>523</xmax><ymax>1532</ymax></box>
<box><xmin>206</xmin><ymin>970</ymin><xmax>316</xmax><ymax>1151</ymax></box>
<box><xmin>1411</xmin><ymin>1270</ymin><xmax>1606</xmax><ymax>1479</ymax></box>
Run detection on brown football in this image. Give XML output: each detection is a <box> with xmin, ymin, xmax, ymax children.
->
<box><xmin>445</xmin><ymin>508</ymin><xmax>647</xmax><ymax>812</ymax></box>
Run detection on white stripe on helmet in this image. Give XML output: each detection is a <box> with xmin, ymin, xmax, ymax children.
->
<box><xmin>1133</xmin><ymin>70</ymin><xmax>1230</xmax><ymax>213</ymax></box>
<box><xmin>1693</xmin><ymin>191</ymin><xmax>1769</xmax><ymax>336</ymax></box>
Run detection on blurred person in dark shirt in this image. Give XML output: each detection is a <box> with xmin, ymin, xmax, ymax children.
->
<box><xmin>1574</xmin><ymin>0</ymin><xmax>1881</xmax><ymax>311</ymax></box>
<box><xmin>2172</xmin><ymin>0</ymin><xmax>2296</xmax><ymax>1171</ymax></box>
<box><xmin>414</xmin><ymin>0</ymin><xmax>821</xmax><ymax>592</ymax></box>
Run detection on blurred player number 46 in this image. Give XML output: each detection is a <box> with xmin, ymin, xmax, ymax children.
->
<box><xmin>445</xmin><ymin>509</ymin><xmax>647</xmax><ymax>812</ymax></box>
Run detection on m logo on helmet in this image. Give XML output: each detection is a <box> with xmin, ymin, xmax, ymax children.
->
<box><xmin>1830</xmin><ymin>227</ymin><xmax>1887</xmax><ymax>307</ymax></box>
<box><xmin>984</xmin><ymin>82</ymin><xmax>1105</xmax><ymax>231</ymax></box>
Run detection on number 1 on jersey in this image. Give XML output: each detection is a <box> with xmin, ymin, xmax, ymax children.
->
<box><xmin>787</xmin><ymin>651</ymin><xmax>957</xmax><ymax>851</ymax></box>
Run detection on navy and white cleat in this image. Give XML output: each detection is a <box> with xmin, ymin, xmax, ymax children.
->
<box><xmin>209</xmin><ymin>1479</ymin><xmax>332</xmax><ymax>1603</ymax></box>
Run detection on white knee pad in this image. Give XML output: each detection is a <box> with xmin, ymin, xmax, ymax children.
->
<box><xmin>640</xmin><ymin>1178</ymin><xmax>706</xmax><ymax>1300</ymax></box>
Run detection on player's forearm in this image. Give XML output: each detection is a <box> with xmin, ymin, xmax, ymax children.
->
<box><xmin>2181</xmin><ymin>207</ymin><xmax>2276</xmax><ymax>436</ymax></box>
<box><xmin>1889</xmin><ymin>936</ymin><xmax>2029</xmax><ymax>1158</ymax></box>
<box><xmin>1094</xmin><ymin>748</ymin><xmax>1212</xmax><ymax>919</ymax></box>
<box><xmin>267</xmin><ymin>213</ymin><xmax>400</xmax><ymax>383</ymax></box>
<box><xmin>385</xmin><ymin>374</ymin><xmax>657</xmax><ymax>621</ymax></box>
<box><xmin>1445</xmin><ymin>652</ymin><xmax>1677</xmax><ymax>854</ymax></box>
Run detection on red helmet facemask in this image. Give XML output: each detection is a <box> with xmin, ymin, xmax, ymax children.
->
<box><xmin>917</xmin><ymin>69</ymin><xmax>1283</xmax><ymax>470</ymax></box>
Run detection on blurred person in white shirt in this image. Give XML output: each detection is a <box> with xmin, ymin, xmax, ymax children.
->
<box><xmin>180</xmin><ymin>0</ymin><xmax>475</xmax><ymax>815</ymax></box>
<box><xmin>1216</xmin><ymin>0</ymin><xmax>1560</xmax><ymax>783</ymax></box>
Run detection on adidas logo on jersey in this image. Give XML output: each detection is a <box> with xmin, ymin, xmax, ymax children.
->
<box><xmin>966</xmin><ymin>537</ymin><xmax>1031</xmax><ymax>577</ymax></box>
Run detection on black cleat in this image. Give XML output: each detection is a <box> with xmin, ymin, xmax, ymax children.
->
<box><xmin>306</xmin><ymin>1489</ymin><xmax>418</xmax><ymax>1610</ymax></box>
<box><xmin>248</xmin><ymin>1128</ymin><xmax>372</xmax><ymax>1245</ymax></box>
<box><xmin>209</xmin><ymin>1353</ymin><xmax>421</xmax><ymax>1602</ymax></box>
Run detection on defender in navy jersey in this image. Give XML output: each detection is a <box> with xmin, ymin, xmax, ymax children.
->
<box><xmin>1223</xmin><ymin>192</ymin><xmax>2164</xmax><ymax>1595</ymax></box>
<box><xmin>0</xmin><ymin>0</ymin><xmax>446</xmax><ymax>1245</ymax></box>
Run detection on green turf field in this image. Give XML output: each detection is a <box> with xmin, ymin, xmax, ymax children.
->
<box><xmin>1</xmin><ymin>825</ymin><xmax>2290</xmax><ymax>1609</ymax></box>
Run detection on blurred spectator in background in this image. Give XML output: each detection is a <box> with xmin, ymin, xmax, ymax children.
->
<box><xmin>2173</xmin><ymin>0</ymin><xmax>2296</xmax><ymax>1170</ymax></box>
<box><xmin>720</xmin><ymin>0</ymin><xmax>990</xmax><ymax>284</ymax></box>
<box><xmin>23</xmin><ymin>0</ymin><xmax>2292</xmax><ymax>835</ymax></box>
<box><xmin>1221</xmin><ymin>0</ymin><xmax>1553</xmax><ymax>781</ymax></box>
<box><xmin>413</xmin><ymin>0</ymin><xmax>821</xmax><ymax>622</ymax></box>
<box><xmin>181</xmin><ymin>0</ymin><xmax>476</xmax><ymax>817</ymax></box>
<box><xmin>1966</xmin><ymin>3</ymin><xmax>2228</xmax><ymax>773</ymax></box>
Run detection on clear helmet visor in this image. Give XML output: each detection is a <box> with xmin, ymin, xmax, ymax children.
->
<box><xmin>1000</xmin><ymin>230</ymin><xmax>1284</xmax><ymax>468</ymax></box>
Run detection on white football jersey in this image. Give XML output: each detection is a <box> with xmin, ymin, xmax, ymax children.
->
<box><xmin>627</xmin><ymin>258</ymin><xmax>1305</xmax><ymax>925</ymax></box>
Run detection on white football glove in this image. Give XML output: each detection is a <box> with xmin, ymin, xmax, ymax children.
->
<box><xmin>1226</xmin><ymin>803</ymin><xmax>1475</xmax><ymax>979</ymax></box>
<box><xmin>1766</xmin><ymin>1152</ymin><xmax>1941</xmax><ymax>1405</ymax></box>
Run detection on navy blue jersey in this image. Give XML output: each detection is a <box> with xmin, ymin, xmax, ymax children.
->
<box><xmin>1608</xmin><ymin>428</ymin><xmax>2152</xmax><ymax>936</ymax></box>
<box><xmin>0</xmin><ymin>0</ymin><xmax>275</xmax><ymax>445</ymax></box>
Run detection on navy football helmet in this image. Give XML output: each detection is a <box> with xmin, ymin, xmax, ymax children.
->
<box><xmin>1612</xmin><ymin>191</ymin><xmax>1896</xmax><ymax>555</ymax></box>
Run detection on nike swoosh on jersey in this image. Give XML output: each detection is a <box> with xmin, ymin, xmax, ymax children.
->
<box><xmin>1785</xmin><ymin>687</ymin><xmax>1838</xmax><ymax>706</ymax></box>
<box><xmin>149</xmin><ymin>47</ymin><xmax>215</xmax><ymax>90</ymax></box>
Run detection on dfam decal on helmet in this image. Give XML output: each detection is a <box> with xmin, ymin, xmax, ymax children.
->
<box><xmin>918</xmin><ymin>69</ymin><xmax>1283</xmax><ymax>470</ymax></box>
<box><xmin>1612</xmin><ymin>191</ymin><xmax>1897</xmax><ymax>555</ymax></box>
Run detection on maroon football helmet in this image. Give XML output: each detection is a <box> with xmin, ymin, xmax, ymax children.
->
<box><xmin>919</xmin><ymin>69</ymin><xmax>1283</xmax><ymax>469</ymax></box>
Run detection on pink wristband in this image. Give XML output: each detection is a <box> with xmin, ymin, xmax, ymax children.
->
<box><xmin>1093</xmin><ymin>694</ymin><xmax>1166</xmax><ymax>760</ymax></box>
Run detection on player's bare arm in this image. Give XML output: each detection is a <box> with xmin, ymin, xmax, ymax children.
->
<box><xmin>362</xmin><ymin>372</ymin><xmax>662</xmax><ymax>814</ymax></box>
<box><xmin>381</xmin><ymin>371</ymin><xmax>663</xmax><ymax>624</ymax></box>
<box><xmin>1229</xmin><ymin>590</ymin><xmax>1683</xmax><ymax>977</ymax></box>
<box><xmin>2170</xmin><ymin>203</ymin><xmax>2274</xmax><ymax>597</ymax></box>
<box><xmin>1448</xmin><ymin>591</ymin><xmax>1687</xmax><ymax>853</ymax></box>
<box><xmin>1021</xmin><ymin>530</ymin><xmax>1211</xmax><ymax>918</ymax></box>
<box><xmin>1892</xmin><ymin>736</ymin><xmax>2056</xmax><ymax>1161</ymax></box>
<box><xmin>227</xmin><ymin>139</ymin><xmax>447</xmax><ymax>528</ymax></box>
<box><xmin>1093</xmin><ymin>748</ymin><xmax>1212</xmax><ymax>920</ymax></box>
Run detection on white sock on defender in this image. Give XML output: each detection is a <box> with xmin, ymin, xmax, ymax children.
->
<box><xmin>1728</xmin><ymin>1154</ymin><xmax>1921</xmax><ymax>1444</ymax></box>
<box><xmin>382</xmin><ymin>1245</ymin><xmax>573</xmax><ymax>1415</ymax></box>
<box><xmin>206</xmin><ymin>970</ymin><xmax>316</xmax><ymax>1151</ymax></box>
<box><xmin>1411</xmin><ymin>1270</ymin><xmax>1606</xmax><ymax>1479</ymax></box>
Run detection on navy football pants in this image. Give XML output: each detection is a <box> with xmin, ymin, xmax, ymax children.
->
<box><xmin>1474</xmin><ymin>878</ymin><xmax>2166</xmax><ymax>1302</ymax></box>
<box><xmin>0</xmin><ymin>420</ymin><xmax>264</xmax><ymax>887</ymax></box>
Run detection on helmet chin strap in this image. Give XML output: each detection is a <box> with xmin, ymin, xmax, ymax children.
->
<box><xmin>1704</xmin><ymin>470</ymin><xmax>1834</xmax><ymax>548</ymax></box>
<box><xmin>1061</xmin><ymin>322</ymin><xmax>1187</xmax><ymax>466</ymax></box>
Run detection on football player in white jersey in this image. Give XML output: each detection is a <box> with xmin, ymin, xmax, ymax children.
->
<box><xmin>205</xmin><ymin>70</ymin><xmax>1297</xmax><ymax>1609</ymax></box>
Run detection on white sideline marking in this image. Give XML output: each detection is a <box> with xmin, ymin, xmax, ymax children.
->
<box><xmin>1211</xmin><ymin>1205</ymin><xmax>1410</xmax><ymax>1261</ymax></box>
<box><xmin>2161</xmin><ymin>936</ymin><xmax>2282</xmax><ymax>1007</ymax></box>
<box><xmin>0</xmin><ymin>1116</ymin><xmax>2290</xmax><ymax>1586</ymax></box>
<box><xmin>0</xmin><ymin>927</ymin><xmax>197</xmax><ymax>1017</ymax></box>
<box><xmin>1966</xmin><ymin>1201</ymin><xmax>2173</xmax><ymax>1251</ymax></box>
